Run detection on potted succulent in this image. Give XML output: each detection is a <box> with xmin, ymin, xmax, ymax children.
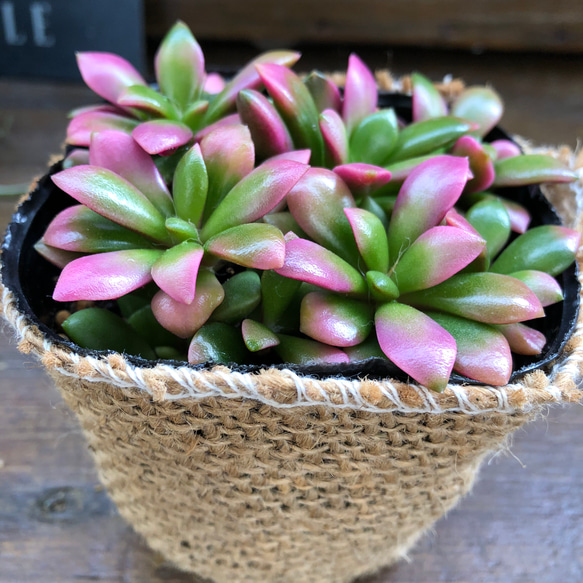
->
<box><xmin>1</xmin><ymin>21</ymin><xmax>582</xmax><ymax>583</ymax></box>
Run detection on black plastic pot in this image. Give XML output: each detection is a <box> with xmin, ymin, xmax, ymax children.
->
<box><xmin>1</xmin><ymin>95</ymin><xmax>579</xmax><ymax>385</ymax></box>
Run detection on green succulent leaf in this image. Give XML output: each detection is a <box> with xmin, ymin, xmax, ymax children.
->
<box><xmin>211</xmin><ymin>271</ymin><xmax>262</xmax><ymax>324</ymax></box>
<box><xmin>493</xmin><ymin>154</ymin><xmax>578</xmax><ymax>187</ymax></box>
<box><xmin>344</xmin><ymin>334</ymin><xmax>386</xmax><ymax>361</ymax></box>
<box><xmin>366</xmin><ymin>271</ymin><xmax>400</xmax><ymax>302</ymax></box>
<box><xmin>188</xmin><ymin>322</ymin><xmax>247</xmax><ymax>364</ymax></box>
<box><xmin>304</xmin><ymin>71</ymin><xmax>342</xmax><ymax>113</ymax></box>
<box><xmin>344</xmin><ymin>208</ymin><xmax>389</xmax><ymax>273</ymax></box>
<box><xmin>450</xmin><ymin>86</ymin><xmax>503</xmax><ymax>137</ymax></box>
<box><xmin>173</xmin><ymin>143</ymin><xmax>208</xmax><ymax>225</ymax></box>
<box><xmin>411</xmin><ymin>72</ymin><xmax>447</xmax><ymax>121</ymax></box>
<box><xmin>117</xmin><ymin>84</ymin><xmax>180</xmax><ymax>119</ymax></box>
<box><xmin>275</xmin><ymin>334</ymin><xmax>349</xmax><ymax>365</ymax></box>
<box><xmin>241</xmin><ymin>319</ymin><xmax>280</xmax><ymax>352</ymax></box>
<box><xmin>349</xmin><ymin>109</ymin><xmax>399</xmax><ymax>166</ymax></box>
<box><xmin>261</xmin><ymin>270</ymin><xmax>302</xmax><ymax>329</ymax></box>
<box><xmin>127</xmin><ymin>304</ymin><xmax>185</xmax><ymax>349</ymax></box>
<box><xmin>465</xmin><ymin>198</ymin><xmax>511</xmax><ymax>261</ymax></box>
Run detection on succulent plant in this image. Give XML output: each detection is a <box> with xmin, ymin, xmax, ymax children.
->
<box><xmin>38</xmin><ymin>22</ymin><xmax>581</xmax><ymax>391</ymax></box>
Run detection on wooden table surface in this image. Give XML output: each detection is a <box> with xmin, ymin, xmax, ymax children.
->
<box><xmin>1</xmin><ymin>46</ymin><xmax>583</xmax><ymax>582</ymax></box>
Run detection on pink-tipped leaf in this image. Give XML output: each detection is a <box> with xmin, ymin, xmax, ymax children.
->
<box><xmin>242</xmin><ymin>319</ymin><xmax>280</xmax><ymax>352</ymax></box>
<box><xmin>267</xmin><ymin>149</ymin><xmax>312</xmax><ymax>164</ymax></box>
<box><xmin>334</xmin><ymin>163</ymin><xmax>392</xmax><ymax>197</ymax></box>
<box><xmin>63</xmin><ymin>148</ymin><xmax>90</xmax><ymax>169</ymax></box>
<box><xmin>34</xmin><ymin>241</ymin><xmax>85</xmax><ymax>269</ymax></box>
<box><xmin>304</xmin><ymin>71</ymin><xmax>342</xmax><ymax>113</ymax></box>
<box><xmin>495</xmin><ymin>323</ymin><xmax>546</xmax><ymax>355</ymax></box>
<box><xmin>204</xmin><ymin>73</ymin><xmax>225</xmax><ymax>94</ymax></box>
<box><xmin>344</xmin><ymin>207</ymin><xmax>389</xmax><ymax>273</ymax></box>
<box><xmin>117</xmin><ymin>85</ymin><xmax>179</xmax><ymax>119</ymax></box>
<box><xmin>320</xmin><ymin>109</ymin><xmax>349</xmax><ymax>167</ymax></box>
<box><xmin>411</xmin><ymin>72</ymin><xmax>447</xmax><ymax>122</ymax></box>
<box><xmin>451</xmin><ymin>135</ymin><xmax>495</xmax><ymax>193</ymax></box>
<box><xmin>509</xmin><ymin>270</ymin><xmax>563</xmax><ymax>307</ymax></box>
<box><xmin>132</xmin><ymin>120</ymin><xmax>193</xmax><ymax>156</ymax></box>
<box><xmin>66</xmin><ymin>110</ymin><xmax>138</xmax><ymax>146</ymax></box>
<box><xmin>493</xmin><ymin>154</ymin><xmax>578</xmax><ymax>187</ymax></box>
<box><xmin>490</xmin><ymin>139</ymin><xmax>521</xmax><ymax>160</ymax></box>
<box><xmin>451</xmin><ymin>86</ymin><xmax>503</xmax><ymax>137</ymax></box>
<box><xmin>342</xmin><ymin>54</ymin><xmax>377</xmax><ymax>136</ymax></box>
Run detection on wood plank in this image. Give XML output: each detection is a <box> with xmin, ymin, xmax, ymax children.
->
<box><xmin>144</xmin><ymin>0</ymin><xmax>583</xmax><ymax>52</ymax></box>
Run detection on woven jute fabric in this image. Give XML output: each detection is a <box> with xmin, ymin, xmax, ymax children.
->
<box><xmin>2</xmin><ymin>83</ymin><xmax>583</xmax><ymax>581</ymax></box>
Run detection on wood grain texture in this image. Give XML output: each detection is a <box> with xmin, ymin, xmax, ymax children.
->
<box><xmin>1</xmin><ymin>47</ymin><xmax>583</xmax><ymax>581</ymax></box>
<box><xmin>144</xmin><ymin>0</ymin><xmax>583</xmax><ymax>52</ymax></box>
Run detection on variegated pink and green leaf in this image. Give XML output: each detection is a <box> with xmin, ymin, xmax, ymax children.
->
<box><xmin>304</xmin><ymin>71</ymin><xmax>342</xmax><ymax>113</ymax></box>
<box><xmin>508</xmin><ymin>270</ymin><xmax>563</xmax><ymax>307</ymax></box>
<box><xmin>344</xmin><ymin>207</ymin><xmax>389</xmax><ymax>273</ymax></box>
<box><xmin>67</xmin><ymin>110</ymin><xmax>138</xmax><ymax>146</ymax></box>
<box><xmin>450</xmin><ymin>86</ymin><xmax>503</xmax><ymax>137</ymax></box>
<box><xmin>450</xmin><ymin>135</ymin><xmax>495</xmax><ymax>193</ymax></box>
<box><xmin>132</xmin><ymin>119</ymin><xmax>193</xmax><ymax>156</ymax></box>
<box><xmin>342</xmin><ymin>54</ymin><xmax>378</xmax><ymax>136</ymax></box>
<box><xmin>411</xmin><ymin>73</ymin><xmax>447</xmax><ymax>122</ymax></box>
<box><xmin>242</xmin><ymin>319</ymin><xmax>280</xmax><ymax>352</ymax></box>
<box><xmin>334</xmin><ymin>163</ymin><xmax>392</xmax><ymax>197</ymax></box>
<box><xmin>494</xmin><ymin>323</ymin><xmax>546</xmax><ymax>355</ymax></box>
<box><xmin>493</xmin><ymin>154</ymin><xmax>578</xmax><ymax>187</ymax></box>
<box><xmin>320</xmin><ymin>109</ymin><xmax>349</xmax><ymax>167</ymax></box>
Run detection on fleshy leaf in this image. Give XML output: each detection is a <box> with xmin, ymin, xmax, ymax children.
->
<box><xmin>182</xmin><ymin>99</ymin><xmax>209</xmax><ymax>131</ymax></box>
<box><xmin>463</xmin><ymin>192</ymin><xmax>531</xmax><ymax>234</ymax></box>
<box><xmin>465</xmin><ymin>198</ymin><xmax>511</xmax><ymax>261</ymax></box>
<box><xmin>508</xmin><ymin>270</ymin><xmax>563</xmax><ymax>307</ymax></box>
<box><xmin>34</xmin><ymin>241</ymin><xmax>84</xmax><ymax>268</ymax></box>
<box><xmin>427</xmin><ymin>312</ymin><xmax>512</xmax><ymax>385</ymax></box>
<box><xmin>51</xmin><ymin>166</ymin><xmax>170</xmax><ymax>243</ymax></box>
<box><xmin>199</xmin><ymin>124</ymin><xmax>255</xmax><ymax>221</ymax></box>
<box><xmin>344</xmin><ymin>334</ymin><xmax>386</xmax><ymax>361</ymax></box>
<box><xmin>204</xmin><ymin>223</ymin><xmax>285</xmax><ymax>269</ymax></box>
<box><xmin>127</xmin><ymin>305</ymin><xmax>184</xmax><ymax>350</ymax></box>
<box><xmin>451</xmin><ymin>86</ymin><xmax>503</xmax><ymax>137</ymax></box>
<box><xmin>117</xmin><ymin>85</ymin><xmax>179</xmax><ymax>119</ymax></box>
<box><xmin>490</xmin><ymin>139</ymin><xmax>521</xmax><ymax>160</ymax></box>
<box><xmin>411</xmin><ymin>73</ymin><xmax>447</xmax><ymax>122</ymax></box>
<box><xmin>300</xmin><ymin>292</ymin><xmax>373</xmax><ymax>347</ymax></box>
<box><xmin>165</xmin><ymin>217</ymin><xmax>199</xmax><ymax>242</ymax></box>
<box><xmin>201</xmin><ymin>159</ymin><xmax>309</xmax><ymax>241</ymax></box>
<box><xmin>334</xmin><ymin>163</ymin><xmax>392</xmax><ymax>197</ymax></box>
<box><xmin>211</xmin><ymin>271</ymin><xmax>262</xmax><ymax>324</ymax></box>
<box><xmin>490</xmin><ymin>225</ymin><xmax>580</xmax><ymax>277</ymax></box>
<box><xmin>286</xmin><ymin>168</ymin><xmax>360</xmax><ymax>265</ymax></box>
<box><xmin>388</xmin><ymin>155</ymin><xmax>470</xmax><ymax>265</ymax></box>
<box><xmin>204</xmin><ymin>73</ymin><xmax>225</xmax><ymax>94</ymax></box>
<box><xmin>275</xmin><ymin>334</ymin><xmax>349</xmax><ymax>365</ymax></box>
<box><xmin>66</xmin><ymin>111</ymin><xmax>138</xmax><ymax>146</ymax></box>
<box><xmin>349</xmin><ymin>109</ymin><xmax>399</xmax><ymax>166</ymax></box>
<box><xmin>268</xmin><ymin>149</ymin><xmax>312</xmax><ymax>164</ymax></box>
<box><xmin>242</xmin><ymin>319</ymin><xmax>280</xmax><ymax>352</ymax></box>
<box><xmin>375</xmin><ymin>302</ymin><xmax>456</xmax><ymax>392</ymax></box>
<box><xmin>401</xmin><ymin>272</ymin><xmax>544</xmax><ymax>324</ymax></box>
<box><xmin>493</xmin><ymin>154</ymin><xmax>578</xmax><ymax>187</ymax></box>
<box><xmin>194</xmin><ymin>113</ymin><xmax>241</xmax><ymax>142</ymax></box>
<box><xmin>53</xmin><ymin>249</ymin><xmax>162</xmax><ymax>301</ymax></box>
<box><xmin>304</xmin><ymin>71</ymin><xmax>342</xmax><ymax>113</ymax></box>
<box><xmin>151</xmin><ymin>241</ymin><xmax>204</xmax><ymax>304</ymax></box>
<box><xmin>152</xmin><ymin>270</ymin><xmax>224</xmax><ymax>338</ymax></box>
<box><xmin>495</xmin><ymin>323</ymin><xmax>546</xmax><ymax>355</ymax></box>
<box><xmin>132</xmin><ymin>120</ymin><xmax>193</xmax><ymax>156</ymax></box>
<box><xmin>63</xmin><ymin>148</ymin><xmax>90</xmax><ymax>169</ymax></box>
<box><xmin>263</xmin><ymin>212</ymin><xmax>308</xmax><ymax>238</ymax></box>
<box><xmin>236</xmin><ymin>89</ymin><xmax>294</xmax><ymax>160</ymax></box>
<box><xmin>155</xmin><ymin>21</ymin><xmax>205</xmax><ymax>109</ymax></box>
<box><xmin>388</xmin><ymin>117</ymin><xmax>474</xmax><ymax>163</ymax></box>
<box><xmin>344</xmin><ymin>207</ymin><xmax>389</xmax><ymax>273</ymax></box>
<box><xmin>89</xmin><ymin>130</ymin><xmax>174</xmax><ymax>217</ymax></box>
<box><xmin>342</xmin><ymin>54</ymin><xmax>377</xmax><ymax>136</ymax></box>
<box><xmin>366</xmin><ymin>271</ymin><xmax>400</xmax><ymax>302</ymax></box>
<box><xmin>257</xmin><ymin>63</ymin><xmax>325</xmax><ymax>166</ymax></box>
<box><xmin>391</xmin><ymin>226</ymin><xmax>486</xmax><ymax>293</ymax></box>
<box><xmin>62</xmin><ymin>308</ymin><xmax>156</xmax><ymax>359</ymax></box>
<box><xmin>275</xmin><ymin>236</ymin><xmax>367</xmax><ymax>295</ymax></box>
<box><xmin>360</xmin><ymin>195</ymin><xmax>389</xmax><ymax>230</ymax></box>
<box><xmin>261</xmin><ymin>270</ymin><xmax>302</xmax><ymax>329</ymax></box>
<box><xmin>382</xmin><ymin>154</ymin><xmax>435</xmax><ymax>189</ymax></box>
<box><xmin>76</xmin><ymin>52</ymin><xmax>146</xmax><ymax>105</ymax></box>
<box><xmin>320</xmin><ymin>109</ymin><xmax>349</xmax><ymax>167</ymax></box>
<box><xmin>43</xmin><ymin>204</ymin><xmax>154</xmax><ymax>253</ymax></box>
<box><xmin>173</xmin><ymin>143</ymin><xmax>208</xmax><ymax>225</ymax></box>
<box><xmin>451</xmin><ymin>135</ymin><xmax>495</xmax><ymax>193</ymax></box>
<box><xmin>204</xmin><ymin>50</ymin><xmax>301</xmax><ymax>123</ymax></box>
<box><xmin>188</xmin><ymin>322</ymin><xmax>247</xmax><ymax>364</ymax></box>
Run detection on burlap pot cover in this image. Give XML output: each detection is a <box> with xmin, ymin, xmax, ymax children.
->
<box><xmin>2</xmin><ymin>129</ymin><xmax>583</xmax><ymax>580</ymax></box>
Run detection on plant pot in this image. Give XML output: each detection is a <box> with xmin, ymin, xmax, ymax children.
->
<box><xmin>1</xmin><ymin>90</ymin><xmax>582</xmax><ymax>583</ymax></box>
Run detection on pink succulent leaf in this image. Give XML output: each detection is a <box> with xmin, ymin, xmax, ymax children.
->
<box><xmin>344</xmin><ymin>207</ymin><xmax>389</xmax><ymax>273</ymax></box>
<box><xmin>491</xmin><ymin>225</ymin><xmax>581</xmax><ymax>277</ymax></box>
<box><xmin>256</xmin><ymin>63</ymin><xmax>325</xmax><ymax>166</ymax></box>
<box><xmin>204</xmin><ymin>73</ymin><xmax>226</xmax><ymax>94</ymax></box>
<box><xmin>304</xmin><ymin>71</ymin><xmax>342</xmax><ymax>113</ymax></box>
<box><xmin>236</xmin><ymin>89</ymin><xmax>294</xmax><ymax>160</ymax></box>
<box><xmin>320</xmin><ymin>109</ymin><xmax>349</xmax><ymax>167</ymax></box>
<box><xmin>89</xmin><ymin>130</ymin><xmax>174</xmax><ymax>217</ymax></box>
<box><xmin>493</xmin><ymin>154</ymin><xmax>578</xmax><ymax>187</ymax></box>
<box><xmin>51</xmin><ymin>165</ymin><xmax>169</xmax><ymax>244</ymax></box>
<box><xmin>152</xmin><ymin>270</ymin><xmax>224</xmax><ymax>338</ymax></box>
<box><xmin>349</xmin><ymin>109</ymin><xmax>399</xmax><ymax>166</ymax></box>
<box><xmin>495</xmin><ymin>323</ymin><xmax>546</xmax><ymax>355</ymax></box>
<box><xmin>204</xmin><ymin>223</ymin><xmax>285</xmax><ymax>269</ymax></box>
<box><xmin>334</xmin><ymin>163</ymin><xmax>392</xmax><ymax>197</ymax></box>
<box><xmin>63</xmin><ymin>148</ymin><xmax>90</xmax><ymax>169</ymax></box>
<box><xmin>76</xmin><ymin>52</ymin><xmax>147</xmax><ymax>106</ymax></box>
<box><xmin>411</xmin><ymin>72</ymin><xmax>448</xmax><ymax>122</ymax></box>
<box><xmin>151</xmin><ymin>241</ymin><xmax>204</xmax><ymax>305</ymax></box>
<box><xmin>451</xmin><ymin>86</ymin><xmax>503</xmax><ymax>137</ymax></box>
<box><xmin>68</xmin><ymin>103</ymin><xmax>123</xmax><ymax>118</ymax></box>
<box><xmin>200</xmin><ymin>158</ymin><xmax>309</xmax><ymax>241</ymax></box>
<box><xmin>154</xmin><ymin>21</ymin><xmax>205</xmax><ymax>109</ymax></box>
<box><xmin>490</xmin><ymin>139</ymin><xmax>521</xmax><ymax>160</ymax></box>
<box><xmin>172</xmin><ymin>143</ymin><xmax>208</xmax><ymax>225</ymax></box>
<box><xmin>274</xmin><ymin>237</ymin><xmax>367</xmax><ymax>296</ymax></box>
<box><xmin>508</xmin><ymin>270</ymin><xmax>563</xmax><ymax>307</ymax></box>
<box><xmin>66</xmin><ymin>110</ymin><xmax>138</xmax><ymax>146</ymax></box>
<box><xmin>188</xmin><ymin>322</ymin><xmax>247</xmax><ymax>365</ymax></box>
<box><xmin>375</xmin><ymin>302</ymin><xmax>456</xmax><ymax>392</ymax></box>
<box><xmin>286</xmin><ymin>168</ymin><xmax>360</xmax><ymax>265</ymax></box>
<box><xmin>300</xmin><ymin>292</ymin><xmax>373</xmax><ymax>347</ymax></box>
<box><xmin>199</xmin><ymin>124</ymin><xmax>255</xmax><ymax>220</ymax></box>
<box><xmin>275</xmin><ymin>334</ymin><xmax>349</xmax><ymax>365</ymax></box>
<box><xmin>465</xmin><ymin>198</ymin><xmax>511</xmax><ymax>260</ymax></box>
<box><xmin>388</xmin><ymin>155</ymin><xmax>471</xmax><ymax>265</ymax></box>
<box><xmin>501</xmin><ymin>199</ymin><xmax>531</xmax><ymax>233</ymax></box>
<box><xmin>391</xmin><ymin>226</ymin><xmax>486</xmax><ymax>293</ymax></box>
<box><xmin>401</xmin><ymin>272</ymin><xmax>544</xmax><ymax>324</ymax></box>
<box><xmin>53</xmin><ymin>249</ymin><xmax>162</xmax><ymax>302</ymax></box>
<box><xmin>132</xmin><ymin>120</ymin><xmax>193</xmax><ymax>156</ymax></box>
<box><xmin>384</xmin><ymin>154</ymin><xmax>435</xmax><ymax>187</ymax></box>
<box><xmin>241</xmin><ymin>319</ymin><xmax>280</xmax><ymax>352</ymax></box>
<box><xmin>444</xmin><ymin>208</ymin><xmax>482</xmax><ymax>237</ymax></box>
<box><xmin>451</xmin><ymin>135</ymin><xmax>495</xmax><ymax>193</ymax></box>
<box><xmin>205</xmin><ymin>50</ymin><xmax>301</xmax><ymax>123</ymax></box>
<box><xmin>267</xmin><ymin>149</ymin><xmax>312</xmax><ymax>164</ymax></box>
<box><xmin>194</xmin><ymin>113</ymin><xmax>241</xmax><ymax>142</ymax></box>
<box><xmin>342</xmin><ymin>54</ymin><xmax>377</xmax><ymax>136</ymax></box>
<box><xmin>34</xmin><ymin>241</ymin><xmax>85</xmax><ymax>269</ymax></box>
<box><xmin>118</xmin><ymin>85</ymin><xmax>179</xmax><ymax>119</ymax></box>
<box><xmin>43</xmin><ymin>204</ymin><xmax>154</xmax><ymax>253</ymax></box>
<box><xmin>427</xmin><ymin>311</ymin><xmax>512</xmax><ymax>385</ymax></box>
